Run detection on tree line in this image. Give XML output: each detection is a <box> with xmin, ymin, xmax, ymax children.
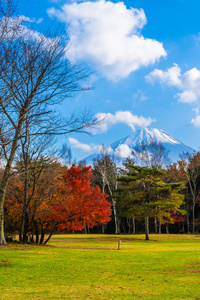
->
<box><xmin>1</xmin><ymin>127</ymin><xmax>200</xmax><ymax>243</ymax></box>
<box><xmin>92</xmin><ymin>148</ymin><xmax>200</xmax><ymax>240</ymax></box>
<box><xmin>1</xmin><ymin>0</ymin><xmax>200</xmax><ymax>244</ymax></box>
<box><xmin>4</xmin><ymin>160</ymin><xmax>111</xmax><ymax>244</ymax></box>
<box><xmin>4</xmin><ymin>141</ymin><xmax>200</xmax><ymax>243</ymax></box>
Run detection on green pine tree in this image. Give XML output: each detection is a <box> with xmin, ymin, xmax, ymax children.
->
<box><xmin>115</xmin><ymin>162</ymin><xmax>185</xmax><ymax>240</ymax></box>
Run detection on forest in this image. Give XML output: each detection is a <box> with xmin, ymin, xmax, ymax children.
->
<box><xmin>4</xmin><ymin>148</ymin><xmax>200</xmax><ymax>243</ymax></box>
<box><xmin>0</xmin><ymin>0</ymin><xmax>200</xmax><ymax>245</ymax></box>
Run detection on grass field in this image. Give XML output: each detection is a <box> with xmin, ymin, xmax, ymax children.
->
<box><xmin>0</xmin><ymin>234</ymin><xmax>200</xmax><ymax>299</ymax></box>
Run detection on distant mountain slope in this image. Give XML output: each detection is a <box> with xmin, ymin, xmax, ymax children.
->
<box><xmin>80</xmin><ymin>128</ymin><xmax>195</xmax><ymax>166</ymax></box>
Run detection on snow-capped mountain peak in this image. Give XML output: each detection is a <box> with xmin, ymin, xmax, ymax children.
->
<box><xmin>80</xmin><ymin>128</ymin><xmax>195</xmax><ymax>166</ymax></box>
<box><xmin>133</xmin><ymin>128</ymin><xmax>181</xmax><ymax>145</ymax></box>
<box><xmin>111</xmin><ymin>128</ymin><xmax>181</xmax><ymax>149</ymax></box>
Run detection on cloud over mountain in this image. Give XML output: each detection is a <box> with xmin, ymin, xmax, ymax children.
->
<box><xmin>80</xmin><ymin>128</ymin><xmax>195</xmax><ymax>166</ymax></box>
<box><xmin>68</xmin><ymin>138</ymin><xmax>113</xmax><ymax>153</ymax></box>
<box><xmin>87</xmin><ymin>110</ymin><xmax>155</xmax><ymax>135</ymax></box>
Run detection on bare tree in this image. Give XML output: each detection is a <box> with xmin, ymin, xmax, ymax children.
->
<box><xmin>15</xmin><ymin>113</ymin><xmax>58</xmax><ymax>242</ymax></box>
<box><xmin>0</xmin><ymin>0</ymin><xmax>18</xmax><ymax>58</ymax></box>
<box><xmin>59</xmin><ymin>143</ymin><xmax>72</xmax><ymax>166</ymax></box>
<box><xmin>134</xmin><ymin>138</ymin><xmax>170</xmax><ymax>170</ymax></box>
<box><xmin>6</xmin><ymin>156</ymin><xmax>61</xmax><ymax>244</ymax></box>
<box><xmin>93</xmin><ymin>146</ymin><xmax>119</xmax><ymax>234</ymax></box>
<box><xmin>179</xmin><ymin>152</ymin><xmax>200</xmax><ymax>233</ymax></box>
<box><xmin>0</xmin><ymin>21</ymin><xmax>96</xmax><ymax>244</ymax></box>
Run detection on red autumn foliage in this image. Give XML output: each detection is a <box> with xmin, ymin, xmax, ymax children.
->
<box><xmin>5</xmin><ymin>164</ymin><xmax>112</xmax><ymax>241</ymax></box>
<box><xmin>53</xmin><ymin>164</ymin><xmax>112</xmax><ymax>231</ymax></box>
<box><xmin>170</xmin><ymin>211</ymin><xmax>185</xmax><ymax>223</ymax></box>
<box><xmin>162</xmin><ymin>210</ymin><xmax>185</xmax><ymax>224</ymax></box>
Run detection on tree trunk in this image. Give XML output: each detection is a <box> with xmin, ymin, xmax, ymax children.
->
<box><xmin>182</xmin><ymin>222</ymin><xmax>185</xmax><ymax>234</ymax></box>
<box><xmin>0</xmin><ymin>110</ymin><xmax>26</xmax><ymax>245</ymax></box>
<box><xmin>105</xmin><ymin>180</ymin><xmax>118</xmax><ymax>234</ymax></box>
<box><xmin>165</xmin><ymin>224</ymin><xmax>169</xmax><ymax>234</ymax></box>
<box><xmin>132</xmin><ymin>217</ymin><xmax>135</xmax><ymax>234</ymax></box>
<box><xmin>154</xmin><ymin>217</ymin><xmax>158</xmax><ymax>233</ymax></box>
<box><xmin>159</xmin><ymin>222</ymin><xmax>161</xmax><ymax>234</ymax></box>
<box><xmin>0</xmin><ymin>172</ymin><xmax>13</xmax><ymax>245</ymax></box>
<box><xmin>102</xmin><ymin>224</ymin><xmax>105</xmax><ymax>234</ymax></box>
<box><xmin>0</xmin><ymin>173</ymin><xmax>11</xmax><ymax>245</ymax></box>
<box><xmin>44</xmin><ymin>224</ymin><xmax>57</xmax><ymax>245</ymax></box>
<box><xmin>145</xmin><ymin>216</ymin><xmax>149</xmax><ymax>240</ymax></box>
<box><xmin>22</xmin><ymin>212</ymin><xmax>29</xmax><ymax>242</ymax></box>
<box><xmin>122</xmin><ymin>223</ymin><xmax>126</xmax><ymax>234</ymax></box>
<box><xmin>192</xmin><ymin>203</ymin><xmax>195</xmax><ymax>234</ymax></box>
<box><xmin>30</xmin><ymin>234</ymin><xmax>34</xmax><ymax>243</ymax></box>
<box><xmin>22</xmin><ymin>149</ymin><xmax>29</xmax><ymax>243</ymax></box>
<box><xmin>0</xmin><ymin>198</ymin><xmax>6</xmax><ymax>245</ymax></box>
<box><xmin>35</xmin><ymin>229</ymin><xmax>39</xmax><ymax>244</ymax></box>
<box><xmin>40</xmin><ymin>228</ymin><xmax>45</xmax><ymax>244</ymax></box>
<box><xmin>127</xmin><ymin>218</ymin><xmax>131</xmax><ymax>234</ymax></box>
<box><xmin>117</xmin><ymin>218</ymin><xmax>121</xmax><ymax>234</ymax></box>
<box><xmin>186</xmin><ymin>212</ymin><xmax>190</xmax><ymax>233</ymax></box>
<box><xmin>19</xmin><ymin>212</ymin><xmax>25</xmax><ymax>242</ymax></box>
<box><xmin>112</xmin><ymin>199</ymin><xmax>118</xmax><ymax>234</ymax></box>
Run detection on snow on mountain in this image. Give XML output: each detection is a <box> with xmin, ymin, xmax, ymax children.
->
<box><xmin>80</xmin><ymin>128</ymin><xmax>195</xmax><ymax>166</ymax></box>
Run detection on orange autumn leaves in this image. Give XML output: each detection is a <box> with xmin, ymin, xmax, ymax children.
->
<box><xmin>5</xmin><ymin>164</ymin><xmax>112</xmax><ymax>233</ymax></box>
<box><xmin>53</xmin><ymin>165</ymin><xmax>112</xmax><ymax>231</ymax></box>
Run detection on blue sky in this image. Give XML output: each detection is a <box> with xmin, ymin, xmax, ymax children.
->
<box><xmin>18</xmin><ymin>0</ymin><xmax>200</xmax><ymax>161</ymax></box>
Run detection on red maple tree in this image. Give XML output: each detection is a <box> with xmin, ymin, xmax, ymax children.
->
<box><xmin>5</xmin><ymin>164</ymin><xmax>112</xmax><ymax>243</ymax></box>
<box><xmin>53</xmin><ymin>164</ymin><xmax>112</xmax><ymax>231</ymax></box>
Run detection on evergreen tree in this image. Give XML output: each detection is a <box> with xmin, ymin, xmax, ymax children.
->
<box><xmin>115</xmin><ymin>163</ymin><xmax>185</xmax><ymax>240</ymax></box>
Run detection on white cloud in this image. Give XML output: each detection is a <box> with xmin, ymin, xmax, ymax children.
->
<box><xmin>68</xmin><ymin>138</ymin><xmax>92</xmax><ymax>152</ymax></box>
<box><xmin>193</xmin><ymin>107</ymin><xmax>200</xmax><ymax>115</ymax></box>
<box><xmin>48</xmin><ymin>0</ymin><xmax>166</xmax><ymax>80</ymax></box>
<box><xmin>115</xmin><ymin>144</ymin><xmax>133</xmax><ymax>158</ymax></box>
<box><xmin>146</xmin><ymin>64</ymin><xmax>200</xmax><ymax>104</ymax></box>
<box><xmin>18</xmin><ymin>16</ymin><xmax>43</xmax><ymax>24</ymax></box>
<box><xmin>88</xmin><ymin>110</ymin><xmax>155</xmax><ymax>134</ymax></box>
<box><xmin>146</xmin><ymin>64</ymin><xmax>200</xmax><ymax>127</ymax></box>
<box><xmin>19</xmin><ymin>16</ymin><xmax>35</xmax><ymax>23</ymax></box>
<box><xmin>133</xmin><ymin>89</ymin><xmax>148</xmax><ymax>101</ymax></box>
<box><xmin>36</xmin><ymin>18</ymin><xmax>43</xmax><ymax>24</ymax></box>
<box><xmin>191</xmin><ymin>115</ymin><xmax>200</xmax><ymax>127</ymax></box>
<box><xmin>1</xmin><ymin>16</ymin><xmax>51</xmax><ymax>46</ymax></box>
<box><xmin>146</xmin><ymin>63</ymin><xmax>182</xmax><ymax>88</ymax></box>
<box><xmin>69</xmin><ymin>137</ymin><xmax>134</xmax><ymax>159</ymax></box>
<box><xmin>68</xmin><ymin>137</ymin><xmax>113</xmax><ymax>153</ymax></box>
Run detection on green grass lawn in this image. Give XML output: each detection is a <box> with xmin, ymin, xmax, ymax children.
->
<box><xmin>1</xmin><ymin>234</ymin><xmax>200</xmax><ymax>299</ymax></box>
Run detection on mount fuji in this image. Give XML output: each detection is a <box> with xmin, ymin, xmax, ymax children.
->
<box><xmin>80</xmin><ymin>128</ymin><xmax>195</xmax><ymax>166</ymax></box>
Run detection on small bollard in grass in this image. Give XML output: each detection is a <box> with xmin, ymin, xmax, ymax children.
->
<box><xmin>118</xmin><ymin>240</ymin><xmax>121</xmax><ymax>250</ymax></box>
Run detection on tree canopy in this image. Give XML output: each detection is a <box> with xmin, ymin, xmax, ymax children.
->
<box><xmin>115</xmin><ymin>162</ymin><xmax>185</xmax><ymax>240</ymax></box>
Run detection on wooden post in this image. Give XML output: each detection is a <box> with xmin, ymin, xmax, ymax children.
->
<box><xmin>118</xmin><ymin>240</ymin><xmax>121</xmax><ymax>250</ymax></box>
